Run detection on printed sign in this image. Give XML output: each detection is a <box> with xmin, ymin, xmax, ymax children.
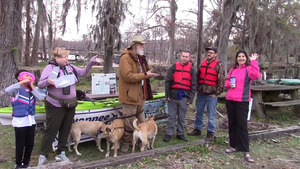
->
<box><xmin>91</xmin><ymin>73</ymin><xmax>116</xmax><ymax>95</ymax></box>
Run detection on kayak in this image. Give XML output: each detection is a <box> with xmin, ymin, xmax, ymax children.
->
<box><xmin>0</xmin><ymin>93</ymin><xmax>167</xmax><ymax>125</ymax></box>
<box><xmin>267</xmin><ymin>79</ymin><xmax>300</xmax><ymax>85</ymax></box>
<box><xmin>0</xmin><ymin>93</ymin><xmax>167</xmax><ymax>150</ymax></box>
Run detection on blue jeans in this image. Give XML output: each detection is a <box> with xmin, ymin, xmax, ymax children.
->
<box><xmin>194</xmin><ymin>93</ymin><xmax>218</xmax><ymax>134</ymax></box>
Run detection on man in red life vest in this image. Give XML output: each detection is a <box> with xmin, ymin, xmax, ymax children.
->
<box><xmin>188</xmin><ymin>46</ymin><xmax>225</xmax><ymax>142</ymax></box>
<box><xmin>163</xmin><ymin>51</ymin><xmax>197</xmax><ymax>142</ymax></box>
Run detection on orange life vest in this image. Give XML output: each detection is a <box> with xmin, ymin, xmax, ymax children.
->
<box><xmin>171</xmin><ymin>62</ymin><xmax>192</xmax><ymax>90</ymax></box>
<box><xmin>198</xmin><ymin>59</ymin><xmax>220</xmax><ymax>87</ymax></box>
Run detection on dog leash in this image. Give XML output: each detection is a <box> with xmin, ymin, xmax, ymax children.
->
<box><xmin>111</xmin><ymin>107</ymin><xmax>145</xmax><ymax>120</ymax></box>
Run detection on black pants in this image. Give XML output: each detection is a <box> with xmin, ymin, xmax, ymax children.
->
<box><xmin>14</xmin><ymin>124</ymin><xmax>36</xmax><ymax>166</ymax></box>
<box><xmin>226</xmin><ymin>100</ymin><xmax>249</xmax><ymax>152</ymax></box>
<box><xmin>41</xmin><ymin>100</ymin><xmax>75</xmax><ymax>155</ymax></box>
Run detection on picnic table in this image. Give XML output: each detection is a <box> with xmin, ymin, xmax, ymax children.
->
<box><xmin>251</xmin><ymin>85</ymin><xmax>300</xmax><ymax>118</ymax></box>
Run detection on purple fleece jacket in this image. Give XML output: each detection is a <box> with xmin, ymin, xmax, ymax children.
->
<box><xmin>38</xmin><ymin>57</ymin><xmax>98</xmax><ymax>107</ymax></box>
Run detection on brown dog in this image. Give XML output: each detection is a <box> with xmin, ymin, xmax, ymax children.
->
<box><xmin>97</xmin><ymin>119</ymin><xmax>124</xmax><ymax>157</ymax></box>
<box><xmin>132</xmin><ymin>117</ymin><xmax>158</xmax><ymax>153</ymax></box>
<box><xmin>68</xmin><ymin>121</ymin><xmax>105</xmax><ymax>156</ymax></box>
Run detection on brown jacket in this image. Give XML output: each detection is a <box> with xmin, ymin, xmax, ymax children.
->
<box><xmin>118</xmin><ymin>48</ymin><xmax>150</xmax><ymax>105</ymax></box>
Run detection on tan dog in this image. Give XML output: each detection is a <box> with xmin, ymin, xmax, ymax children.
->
<box><xmin>132</xmin><ymin>117</ymin><xmax>158</xmax><ymax>153</ymax></box>
<box><xmin>97</xmin><ymin>119</ymin><xmax>124</xmax><ymax>157</ymax></box>
<box><xmin>68</xmin><ymin>121</ymin><xmax>105</xmax><ymax>156</ymax></box>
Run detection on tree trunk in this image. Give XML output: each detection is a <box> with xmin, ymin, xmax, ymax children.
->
<box><xmin>248</xmin><ymin>1</ymin><xmax>258</xmax><ymax>52</ymax></box>
<box><xmin>268</xmin><ymin>38</ymin><xmax>274</xmax><ymax>73</ymax></box>
<box><xmin>196</xmin><ymin>0</ymin><xmax>204</xmax><ymax>68</ymax></box>
<box><xmin>159</xmin><ymin>36</ymin><xmax>164</xmax><ymax>63</ymax></box>
<box><xmin>0</xmin><ymin>0</ymin><xmax>23</xmax><ymax>107</ymax></box>
<box><xmin>24</xmin><ymin>0</ymin><xmax>31</xmax><ymax>66</ymax></box>
<box><xmin>293</xmin><ymin>47</ymin><xmax>299</xmax><ymax>79</ymax></box>
<box><xmin>31</xmin><ymin>0</ymin><xmax>44</xmax><ymax>65</ymax></box>
<box><xmin>166</xmin><ymin>0</ymin><xmax>177</xmax><ymax>64</ymax></box>
<box><xmin>103</xmin><ymin>34</ymin><xmax>114</xmax><ymax>73</ymax></box>
<box><xmin>218</xmin><ymin>0</ymin><xmax>241</xmax><ymax>74</ymax></box>
<box><xmin>99</xmin><ymin>0</ymin><xmax>124</xmax><ymax>73</ymax></box>
<box><xmin>41</xmin><ymin>25</ymin><xmax>47</xmax><ymax>60</ymax></box>
<box><xmin>214</xmin><ymin>1</ymin><xmax>223</xmax><ymax>47</ymax></box>
<box><xmin>47</xmin><ymin>14</ymin><xmax>53</xmax><ymax>61</ymax></box>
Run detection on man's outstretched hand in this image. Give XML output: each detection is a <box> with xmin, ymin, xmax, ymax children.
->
<box><xmin>146</xmin><ymin>69</ymin><xmax>158</xmax><ymax>77</ymax></box>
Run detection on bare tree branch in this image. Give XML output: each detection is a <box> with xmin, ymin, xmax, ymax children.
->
<box><xmin>146</xmin><ymin>6</ymin><xmax>169</xmax><ymax>22</ymax></box>
<box><xmin>137</xmin><ymin>24</ymin><xmax>165</xmax><ymax>33</ymax></box>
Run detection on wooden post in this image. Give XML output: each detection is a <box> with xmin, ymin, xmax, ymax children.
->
<box><xmin>290</xmin><ymin>89</ymin><xmax>299</xmax><ymax>115</ymax></box>
<box><xmin>252</xmin><ymin>91</ymin><xmax>266</xmax><ymax>118</ymax></box>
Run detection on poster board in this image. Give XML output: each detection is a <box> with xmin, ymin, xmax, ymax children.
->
<box><xmin>91</xmin><ymin>73</ymin><xmax>116</xmax><ymax>95</ymax></box>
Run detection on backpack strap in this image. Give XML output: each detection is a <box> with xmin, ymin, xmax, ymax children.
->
<box><xmin>68</xmin><ymin>64</ymin><xmax>79</xmax><ymax>82</ymax></box>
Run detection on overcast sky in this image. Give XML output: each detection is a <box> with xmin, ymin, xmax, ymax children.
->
<box><xmin>60</xmin><ymin>0</ymin><xmax>210</xmax><ymax>41</ymax></box>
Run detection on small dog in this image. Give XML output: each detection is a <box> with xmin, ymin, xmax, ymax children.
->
<box><xmin>132</xmin><ymin>116</ymin><xmax>158</xmax><ymax>153</ymax></box>
<box><xmin>97</xmin><ymin>119</ymin><xmax>124</xmax><ymax>157</ymax></box>
<box><xmin>68</xmin><ymin>121</ymin><xmax>105</xmax><ymax>155</ymax></box>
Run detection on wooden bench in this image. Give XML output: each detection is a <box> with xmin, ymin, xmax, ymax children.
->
<box><xmin>259</xmin><ymin>100</ymin><xmax>300</xmax><ymax>114</ymax></box>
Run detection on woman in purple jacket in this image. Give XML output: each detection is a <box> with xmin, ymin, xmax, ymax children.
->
<box><xmin>37</xmin><ymin>47</ymin><xmax>103</xmax><ymax>166</ymax></box>
<box><xmin>224</xmin><ymin>49</ymin><xmax>260</xmax><ymax>163</ymax></box>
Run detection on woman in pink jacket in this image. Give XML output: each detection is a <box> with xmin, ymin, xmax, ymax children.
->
<box><xmin>225</xmin><ymin>49</ymin><xmax>260</xmax><ymax>163</ymax></box>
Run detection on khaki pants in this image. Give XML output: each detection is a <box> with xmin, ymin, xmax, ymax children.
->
<box><xmin>122</xmin><ymin>104</ymin><xmax>145</xmax><ymax>143</ymax></box>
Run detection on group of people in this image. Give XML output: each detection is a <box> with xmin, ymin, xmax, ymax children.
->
<box><xmin>5</xmin><ymin>47</ymin><xmax>104</xmax><ymax>168</ymax></box>
<box><xmin>4</xmin><ymin>35</ymin><xmax>260</xmax><ymax>168</ymax></box>
<box><xmin>163</xmin><ymin>46</ymin><xmax>260</xmax><ymax>163</ymax></box>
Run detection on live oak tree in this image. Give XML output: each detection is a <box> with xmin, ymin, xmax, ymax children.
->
<box><xmin>31</xmin><ymin>0</ymin><xmax>47</xmax><ymax>65</ymax></box>
<box><xmin>218</xmin><ymin>0</ymin><xmax>242</xmax><ymax>73</ymax></box>
<box><xmin>62</xmin><ymin>0</ymin><xmax>127</xmax><ymax>73</ymax></box>
<box><xmin>0</xmin><ymin>0</ymin><xmax>23</xmax><ymax>107</ymax></box>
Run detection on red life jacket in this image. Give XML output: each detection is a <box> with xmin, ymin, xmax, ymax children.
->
<box><xmin>171</xmin><ymin>62</ymin><xmax>192</xmax><ymax>91</ymax></box>
<box><xmin>198</xmin><ymin>59</ymin><xmax>220</xmax><ymax>87</ymax></box>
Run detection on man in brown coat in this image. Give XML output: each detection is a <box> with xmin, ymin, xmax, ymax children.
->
<box><xmin>119</xmin><ymin>36</ymin><xmax>157</xmax><ymax>152</ymax></box>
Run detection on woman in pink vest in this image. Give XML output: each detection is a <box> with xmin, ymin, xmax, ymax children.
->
<box><xmin>225</xmin><ymin>49</ymin><xmax>260</xmax><ymax>163</ymax></box>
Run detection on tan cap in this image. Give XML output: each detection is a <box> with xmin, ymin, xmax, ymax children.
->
<box><xmin>128</xmin><ymin>36</ymin><xmax>147</xmax><ymax>48</ymax></box>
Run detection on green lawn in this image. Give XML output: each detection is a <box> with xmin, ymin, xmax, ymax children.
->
<box><xmin>1</xmin><ymin>78</ymin><xmax>300</xmax><ymax>168</ymax></box>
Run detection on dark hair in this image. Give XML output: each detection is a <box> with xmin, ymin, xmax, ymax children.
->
<box><xmin>181</xmin><ymin>50</ymin><xmax>191</xmax><ymax>54</ymax></box>
<box><xmin>234</xmin><ymin>49</ymin><xmax>250</xmax><ymax>68</ymax></box>
<box><xmin>15</xmin><ymin>69</ymin><xmax>30</xmax><ymax>81</ymax></box>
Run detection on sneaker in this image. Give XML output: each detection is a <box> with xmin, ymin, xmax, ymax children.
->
<box><xmin>176</xmin><ymin>135</ymin><xmax>188</xmax><ymax>142</ymax></box>
<box><xmin>55</xmin><ymin>151</ymin><xmax>69</xmax><ymax>162</ymax></box>
<box><xmin>187</xmin><ymin>129</ymin><xmax>201</xmax><ymax>136</ymax></box>
<box><xmin>163</xmin><ymin>135</ymin><xmax>171</xmax><ymax>142</ymax></box>
<box><xmin>21</xmin><ymin>164</ymin><xmax>29</xmax><ymax>168</ymax></box>
<box><xmin>38</xmin><ymin>155</ymin><xmax>47</xmax><ymax>166</ymax></box>
<box><xmin>120</xmin><ymin>143</ymin><xmax>130</xmax><ymax>153</ymax></box>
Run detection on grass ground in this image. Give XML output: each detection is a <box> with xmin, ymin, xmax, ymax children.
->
<box><xmin>1</xmin><ymin>79</ymin><xmax>300</xmax><ymax>168</ymax></box>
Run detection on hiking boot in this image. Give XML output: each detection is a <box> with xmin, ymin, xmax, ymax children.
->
<box><xmin>120</xmin><ymin>143</ymin><xmax>130</xmax><ymax>153</ymax></box>
<box><xmin>176</xmin><ymin>135</ymin><xmax>188</xmax><ymax>142</ymax></box>
<box><xmin>38</xmin><ymin>155</ymin><xmax>47</xmax><ymax>166</ymax></box>
<box><xmin>55</xmin><ymin>151</ymin><xmax>69</xmax><ymax>162</ymax></box>
<box><xmin>163</xmin><ymin>135</ymin><xmax>171</xmax><ymax>142</ymax></box>
<box><xmin>187</xmin><ymin>129</ymin><xmax>201</xmax><ymax>136</ymax></box>
<box><xmin>206</xmin><ymin>132</ymin><xmax>214</xmax><ymax>142</ymax></box>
